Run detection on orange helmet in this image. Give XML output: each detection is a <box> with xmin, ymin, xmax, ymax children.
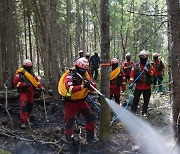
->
<box><xmin>153</xmin><ymin>52</ymin><xmax>159</xmax><ymax>57</ymax></box>
<box><xmin>23</xmin><ymin>59</ymin><xmax>32</xmax><ymax>67</ymax></box>
<box><xmin>75</xmin><ymin>57</ymin><xmax>89</xmax><ymax>70</ymax></box>
<box><xmin>111</xmin><ymin>58</ymin><xmax>119</xmax><ymax>64</ymax></box>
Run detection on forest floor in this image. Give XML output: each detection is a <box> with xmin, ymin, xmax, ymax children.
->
<box><xmin>0</xmin><ymin>89</ymin><xmax>175</xmax><ymax>154</ymax></box>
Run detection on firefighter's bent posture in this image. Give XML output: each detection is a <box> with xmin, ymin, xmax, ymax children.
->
<box><xmin>58</xmin><ymin>57</ymin><xmax>97</xmax><ymax>144</ymax></box>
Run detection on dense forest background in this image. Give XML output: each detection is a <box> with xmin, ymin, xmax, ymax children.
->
<box><xmin>0</xmin><ymin>0</ymin><xmax>168</xmax><ymax>100</ymax></box>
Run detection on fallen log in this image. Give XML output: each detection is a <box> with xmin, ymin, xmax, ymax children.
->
<box><xmin>0</xmin><ymin>89</ymin><xmax>19</xmax><ymax>100</ymax></box>
<box><xmin>0</xmin><ymin>89</ymin><xmax>43</xmax><ymax>101</ymax></box>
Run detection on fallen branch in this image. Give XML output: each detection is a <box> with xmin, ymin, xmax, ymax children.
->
<box><xmin>4</xmin><ymin>84</ymin><xmax>14</xmax><ymax>128</ymax></box>
<box><xmin>0</xmin><ymin>123</ymin><xmax>64</xmax><ymax>152</ymax></box>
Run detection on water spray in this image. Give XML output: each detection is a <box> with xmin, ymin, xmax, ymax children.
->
<box><xmin>110</xmin><ymin>69</ymin><xmax>145</xmax><ymax>125</ymax></box>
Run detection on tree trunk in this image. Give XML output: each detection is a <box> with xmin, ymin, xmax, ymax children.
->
<box><xmin>167</xmin><ymin>0</ymin><xmax>180</xmax><ymax>145</ymax></box>
<box><xmin>82</xmin><ymin>0</ymin><xmax>86</xmax><ymax>53</ymax></box>
<box><xmin>49</xmin><ymin>0</ymin><xmax>60</xmax><ymax>100</ymax></box>
<box><xmin>66</xmin><ymin>0</ymin><xmax>72</xmax><ymax>67</ymax></box>
<box><xmin>99</xmin><ymin>0</ymin><xmax>111</xmax><ymax>141</ymax></box>
<box><xmin>75</xmin><ymin>0</ymin><xmax>80</xmax><ymax>58</ymax></box>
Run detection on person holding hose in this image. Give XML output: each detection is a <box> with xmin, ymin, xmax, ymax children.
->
<box><xmin>58</xmin><ymin>57</ymin><xmax>97</xmax><ymax>144</ymax></box>
<box><xmin>129</xmin><ymin>50</ymin><xmax>154</xmax><ymax>117</ymax></box>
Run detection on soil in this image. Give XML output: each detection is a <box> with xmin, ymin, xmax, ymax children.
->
<box><xmin>0</xmin><ymin>91</ymin><xmax>174</xmax><ymax>154</ymax></box>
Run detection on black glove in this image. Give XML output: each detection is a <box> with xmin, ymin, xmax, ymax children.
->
<box><xmin>84</xmin><ymin>80</ymin><xmax>91</xmax><ymax>88</ymax></box>
<box><xmin>26</xmin><ymin>82</ymin><xmax>31</xmax><ymax>87</ymax></box>
<box><xmin>71</xmin><ymin>69</ymin><xmax>77</xmax><ymax>76</ymax></box>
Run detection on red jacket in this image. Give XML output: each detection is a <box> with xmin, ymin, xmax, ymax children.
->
<box><xmin>130</xmin><ymin>63</ymin><xmax>154</xmax><ymax>90</ymax></box>
<box><xmin>122</xmin><ymin>60</ymin><xmax>135</xmax><ymax>77</ymax></box>
<box><xmin>152</xmin><ymin>60</ymin><xmax>165</xmax><ymax>76</ymax></box>
<box><xmin>14</xmin><ymin>73</ymin><xmax>43</xmax><ymax>92</ymax></box>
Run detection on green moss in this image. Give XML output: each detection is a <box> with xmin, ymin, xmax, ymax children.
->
<box><xmin>0</xmin><ymin>149</ymin><xmax>11</xmax><ymax>154</ymax></box>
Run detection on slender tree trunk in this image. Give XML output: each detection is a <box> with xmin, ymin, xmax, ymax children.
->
<box><xmin>27</xmin><ymin>1</ymin><xmax>33</xmax><ymax>61</ymax></box>
<box><xmin>167</xmin><ymin>0</ymin><xmax>180</xmax><ymax>145</ymax></box>
<box><xmin>75</xmin><ymin>0</ymin><xmax>80</xmax><ymax>58</ymax></box>
<box><xmin>22</xmin><ymin>0</ymin><xmax>28</xmax><ymax>58</ymax></box>
<box><xmin>99</xmin><ymin>0</ymin><xmax>111</xmax><ymax>141</ymax></box>
<box><xmin>49</xmin><ymin>0</ymin><xmax>60</xmax><ymax>100</ymax></box>
<box><xmin>66</xmin><ymin>0</ymin><xmax>71</xmax><ymax>66</ymax></box>
<box><xmin>82</xmin><ymin>0</ymin><xmax>86</xmax><ymax>52</ymax></box>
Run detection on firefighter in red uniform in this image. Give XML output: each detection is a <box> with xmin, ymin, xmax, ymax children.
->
<box><xmin>152</xmin><ymin>52</ymin><xmax>165</xmax><ymax>93</ymax></box>
<box><xmin>129</xmin><ymin>50</ymin><xmax>154</xmax><ymax>117</ymax></box>
<box><xmin>14</xmin><ymin>59</ymin><xmax>45</xmax><ymax>128</ymax></box>
<box><xmin>110</xmin><ymin>58</ymin><xmax>126</xmax><ymax>105</ymax></box>
<box><xmin>58</xmin><ymin>57</ymin><xmax>97</xmax><ymax>144</ymax></box>
<box><xmin>122</xmin><ymin>53</ymin><xmax>135</xmax><ymax>82</ymax></box>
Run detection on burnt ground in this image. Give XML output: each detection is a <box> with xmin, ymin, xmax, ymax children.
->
<box><xmin>0</xmin><ymin>90</ymin><xmax>175</xmax><ymax>154</ymax></box>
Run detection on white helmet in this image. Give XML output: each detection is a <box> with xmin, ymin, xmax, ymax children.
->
<box><xmin>126</xmin><ymin>53</ymin><xmax>131</xmax><ymax>58</ymax></box>
<box><xmin>23</xmin><ymin>59</ymin><xmax>32</xmax><ymax>67</ymax></box>
<box><xmin>139</xmin><ymin>50</ymin><xmax>149</xmax><ymax>57</ymax></box>
<box><xmin>94</xmin><ymin>50</ymin><xmax>98</xmax><ymax>54</ymax></box>
<box><xmin>78</xmin><ymin>50</ymin><xmax>83</xmax><ymax>54</ymax></box>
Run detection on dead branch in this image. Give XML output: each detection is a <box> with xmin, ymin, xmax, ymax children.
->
<box><xmin>0</xmin><ymin>124</ymin><xmax>64</xmax><ymax>151</ymax></box>
<box><xmin>127</xmin><ymin>10</ymin><xmax>168</xmax><ymax>17</ymax></box>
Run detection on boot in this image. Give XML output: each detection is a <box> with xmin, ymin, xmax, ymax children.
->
<box><xmin>86</xmin><ymin>131</ymin><xmax>98</xmax><ymax>144</ymax></box>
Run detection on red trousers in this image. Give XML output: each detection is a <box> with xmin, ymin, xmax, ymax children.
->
<box><xmin>63</xmin><ymin>100</ymin><xmax>95</xmax><ymax>136</ymax></box>
<box><xmin>19</xmin><ymin>90</ymin><xmax>34</xmax><ymax>124</ymax></box>
<box><xmin>110</xmin><ymin>84</ymin><xmax>120</xmax><ymax>104</ymax></box>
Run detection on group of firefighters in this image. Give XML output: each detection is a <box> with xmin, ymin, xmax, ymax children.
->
<box><xmin>13</xmin><ymin>49</ymin><xmax>165</xmax><ymax>144</ymax></box>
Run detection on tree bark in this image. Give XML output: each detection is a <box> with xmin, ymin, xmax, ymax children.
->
<box><xmin>49</xmin><ymin>0</ymin><xmax>60</xmax><ymax>100</ymax></box>
<box><xmin>99</xmin><ymin>0</ymin><xmax>111</xmax><ymax>141</ymax></box>
<box><xmin>167</xmin><ymin>0</ymin><xmax>180</xmax><ymax>145</ymax></box>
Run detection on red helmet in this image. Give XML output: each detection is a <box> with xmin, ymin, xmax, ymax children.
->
<box><xmin>75</xmin><ymin>57</ymin><xmax>89</xmax><ymax>70</ymax></box>
<box><xmin>111</xmin><ymin>58</ymin><xmax>119</xmax><ymax>64</ymax></box>
<box><xmin>23</xmin><ymin>59</ymin><xmax>32</xmax><ymax>67</ymax></box>
<box><xmin>153</xmin><ymin>52</ymin><xmax>159</xmax><ymax>57</ymax></box>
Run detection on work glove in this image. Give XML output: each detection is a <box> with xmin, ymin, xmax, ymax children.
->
<box><xmin>129</xmin><ymin>83</ymin><xmax>134</xmax><ymax>89</ymax></box>
<box><xmin>71</xmin><ymin>69</ymin><xmax>77</xmax><ymax>76</ymax></box>
<box><xmin>84</xmin><ymin>80</ymin><xmax>91</xmax><ymax>88</ymax></box>
<box><xmin>143</xmin><ymin>66</ymin><xmax>149</xmax><ymax>72</ymax></box>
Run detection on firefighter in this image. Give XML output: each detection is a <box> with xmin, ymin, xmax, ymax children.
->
<box><xmin>85</xmin><ymin>53</ymin><xmax>91</xmax><ymax>76</ymax></box>
<box><xmin>85</xmin><ymin>53</ymin><xmax>90</xmax><ymax>62</ymax></box>
<box><xmin>152</xmin><ymin>52</ymin><xmax>165</xmax><ymax>93</ymax></box>
<box><xmin>129</xmin><ymin>50</ymin><xmax>154</xmax><ymax>117</ymax></box>
<box><xmin>14</xmin><ymin>59</ymin><xmax>45</xmax><ymax>128</ymax></box>
<box><xmin>77</xmin><ymin>50</ymin><xmax>84</xmax><ymax>59</ymax></box>
<box><xmin>90</xmin><ymin>50</ymin><xmax>100</xmax><ymax>80</ymax></box>
<box><xmin>110</xmin><ymin>58</ymin><xmax>126</xmax><ymax>105</ymax></box>
<box><xmin>122</xmin><ymin>53</ymin><xmax>135</xmax><ymax>82</ymax></box>
<box><xmin>58</xmin><ymin>57</ymin><xmax>97</xmax><ymax>144</ymax></box>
